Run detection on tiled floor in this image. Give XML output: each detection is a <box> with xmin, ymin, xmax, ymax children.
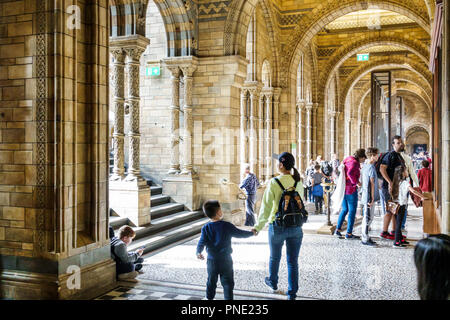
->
<box><xmin>99</xmin><ymin>200</ymin><xmax>424</xmax><ymax>300</ymax></box>
<box><xmin>96</xmin><ymin>286</ymin><xmax>204</xmax><ymax>300</ymax></box>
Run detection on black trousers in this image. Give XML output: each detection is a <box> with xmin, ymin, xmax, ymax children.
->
<box><xmin>314</xmin><ymin>196</ymin><xmax>323</xmax><ymax>211</ymax></box>
<box><xmin>395</xmin><ymin>205</ymin><xmax>407</xmax><ymax>243</ymax></box>
<box><xmin>206</xmin><ymin>256</ymin><xmax>234</xmax><ymax>300</ymax></box>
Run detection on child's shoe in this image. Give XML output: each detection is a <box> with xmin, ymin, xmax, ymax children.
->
<box><xmin>393</xmin><ymin>242</ymin><xmax>406</xmax><ymax>248</ymax></box>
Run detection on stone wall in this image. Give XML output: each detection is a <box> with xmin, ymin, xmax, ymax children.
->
<box><xmin>139</xmin><ymin>1</ymin><xmax>172</xmax><ymax>185</ymax></box>
<box><xmin>0</xmin><ymin>0</ymin><xmax>115</xmax><ymax>299</ymax></box>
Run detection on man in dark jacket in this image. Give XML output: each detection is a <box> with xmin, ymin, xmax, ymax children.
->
<box><xmin>111</xmin><ymin>225</ymin><xmax>144</xmax><ymax>280</ymax></box>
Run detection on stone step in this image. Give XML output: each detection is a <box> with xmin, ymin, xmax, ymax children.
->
<box><xmin>109</xmin><ymin>208</ymin><xmax>120</xmax><ymax>217</ymax></box>
<box><xmin>150</xmin><ymin>186</ymin><xmax>162</xmax><ymax>196</ymax></box>
<box><xmin>150</xmin><ymin>194</ymin><xmax>171</xmax><ymax>207</ymax></box>
<box><xmin>110</xmin><ymin>215</ymin><xmax>130</xmax><ymax>229</ymax></box>
<box><xmin>128</xmin><ymin>218</ymin><xmax>209</xmax><ymax>256</ymax></box>
<box><xmin>133</xmin><ymin>210</ymin><xmax>204</xmax><ymax>239</ymax></box>
<box><xmin>150</xmin><ymin>202</ymin><xmax>185</xmax><ymax>220</ymax></box>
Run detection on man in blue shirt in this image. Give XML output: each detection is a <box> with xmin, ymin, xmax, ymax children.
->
<box><xmin>196</xmin><ymin>200</ymin><xmax>254</xmax><ymax>300</ymax></box>
<box><xmin>239</xmin><ymin>164</ymin><xmax>260</xmax><ymax>226</ymax></box>
<box><xmin>360</xmin><ymin>147</ymin><xmax>380</xmax><ymax>246</ymax></box>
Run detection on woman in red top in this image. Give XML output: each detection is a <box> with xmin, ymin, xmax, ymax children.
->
<box><xmin>417</xmin><ymin>160</ymin><xmax>432</xmax><ymax>192</ymax></box>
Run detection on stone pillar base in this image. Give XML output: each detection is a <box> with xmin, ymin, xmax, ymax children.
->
<box><xmin>317</xmin><ymin>224</ymin><xmax>337</xmax><ymax>235</ymax></box>
<box><xmin>162</xmin><ymin>175</ymin><xmax>200</xmax><ymax>211</ymax></box>
<box><xmin>218</xmin><ymin>183</ymin><xmax>246</xmax><ymax>226</ymax></box>
<box><xmin>0</xmin><ymin>257</ymin><xmax>116</xmax><ymax>300</ymax></box>
<box><xmin>109</xmin><ymin>179</ymin><xmax>151</xmax><ymax>226</ymax></box>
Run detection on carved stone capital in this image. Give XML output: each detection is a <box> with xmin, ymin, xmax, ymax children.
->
<box><xmin>110</xmin><ymin>48</ymin><xmax>126</xmax><ymax>63</ymax></box>
<box><xmin>296</xmin><ymin>99</ymin><xmax>306</xmax><ymax>109</ymax></box>
<box><xmin>180</xmin><ymin>64</ymin><xmax>197</xmax><ymax>78</ymax></box>
<box><xmin>124</xmin><ymin>47</ymin><xmax>146</xmax><ymax>63</ymax></box>
<box><xmin>166</xmin><ymin>65</ymin><xmax>181</xmax><ymax>78</ymax></box>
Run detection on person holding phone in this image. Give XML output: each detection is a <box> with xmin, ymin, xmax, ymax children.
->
<box><xmin>111</xmin><ymin>225</ymin><xmax>145</xmax><ymax>281</ymax></box>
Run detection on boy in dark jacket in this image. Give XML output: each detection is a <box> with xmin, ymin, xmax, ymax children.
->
<box><xmin>196</xmin><ymin>200</ymin><xmax>255</xmax><ymax>300</ymax></box>
<box><xmin>111</xmin><ymin>225</ymin><xmax>144</xmax><ymax>281</ymax></box>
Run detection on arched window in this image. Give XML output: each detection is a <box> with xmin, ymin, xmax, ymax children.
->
<box><xmin>262</xmin><ymin>60</ymin><xmax>271</xmax><ymax>87</ymax></box>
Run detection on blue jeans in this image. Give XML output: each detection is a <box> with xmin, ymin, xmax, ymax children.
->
<box><xmin>245</xmin><ymin>194</ymin><xmax>256</xmax><ymax>226</ymax></box>
<box><xmin>267</xmin><ymin>224</ymin><xmax>303</xmax><ymax>299</ymax></box>
<box><xmin>206</xmin><ymin>256</ymin><xmax>234</xmax><ymax>300</ymax></box>
<box><xmin>337</xmin><ymin>191</ymin><xmax>358</xmax><ymax>234</ymax></box>
<box><xmin>307</xmin><ymin>186</ymin><xmax>313</xmax><ymax>202</ymax></box>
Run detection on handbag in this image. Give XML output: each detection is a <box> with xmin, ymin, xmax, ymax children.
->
<box><xmin>386</xmin><ymin>200</ymin><xmax>400</xmax><ymax>215</ymax></box>
<box><xmin>312</xmin><ymin>184</ymin><xmax>323</xmax><ymax>197</ymax></box>
<box><xmin>410</xmin><ymin>187</ymin><xmax>423</xmax><ymax>208</ymax></box>
<box><xmin>331</xmin><ymin>163</ymin><xmax>346</xmax><ymax>214</ymax></box>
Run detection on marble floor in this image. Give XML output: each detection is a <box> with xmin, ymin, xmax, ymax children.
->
<box><xmin>135</xmin><ymin>200</ymin><xmax>424</xmax><ymax>300</ymax></box>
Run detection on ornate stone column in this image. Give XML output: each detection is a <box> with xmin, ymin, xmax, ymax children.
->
<box><xmin>305</xmin><ymin>102</ymin><xmax>313</xmax><ymax>163</ymax></box>
<box><xmin>180</xmin><ymin>62</ymin><xmax>198</xmax><ymax>175</ymax></box>
<box><xmin>249</xmin><ymin>88</ymin><xmax>258</xmax><ymax>173</ymax></box>
<box><xmin>258</xmin><ymin>94</ymin><xmax>264</xmax><ymax>180</ymax></box>
<box><xmin>162</xmin><ymin>57</ymin><xmax>200</xmax><ymax>212</ymax></box>
<box><xmin>240</xmin><ymin>89</ymin><xmax>248</xmax><ymax>174</ymax></box>
<box><xmin>265</xmin><ymin>92</ymin><xmax>273</xmax><ymax>181</ymax></box>
<box><xmin>313</xmin><ymin>102</ymin><xmax>318</xmax><ymax>157</ymax></box>
<box><xmin>329</xmin><ymin>109</ymin><xmax>337</xmax><ymax>156</ymax></box>
<box><xmin>360</xmin><ymin>120</ymin><xmax>367</xmax><ymax>148</ymax></box>
<box><xmin>109</xmin><ymin>35</ymin><xmax>150</xmax><ymax>227</ymax></box>
<box><xmin>273</xmin><ymin>89</ymin><xmax>281</xmax><ymax>173</ymax></box>
<box><xmin>166</xmin><ymin>65</ymin><xmax>181</xmax><ymax>174</ymax></box>
<box><xmin>297</xmin><ymin>100</ymin><xmax>305</xmax><ymax>172</ymax></box>
<box><xmin>124</xmin><ymin>45</ymin><xmax>146</xmax><ymax>181</ymax></box>
<box><xmin>357</xmin><ymin>118</ymin><xmax>362</xmax><ymax>148</ymax></box>
<box><xmin>365</xmin><ymin>121</ymin><xmax>370</xmax><ymax>147</ymax></box>
<box><xmin>110</xmin><ymin>48</ymin><xmax>126</xmax><ymax>181</ymax></box>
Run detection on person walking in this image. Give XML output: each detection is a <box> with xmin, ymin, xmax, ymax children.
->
<box><xmin>196</xmin><ymin>200</ymin><xmax>254</xmax><ymax>300</ymax></box>
<box><xmin>334</xmin><ymin>149</ymin><xmax>367</xmax><ymax>239</ymax></box>
<box><xmin>360</xmin><ymin>148</ymin><xmax>380</xmax><ymax>246</ymax></box>
<box><xmin>390</xmin><ymin>165</ymin><xmax>426</xmax><ymax>248</ymax></box>
<box><xmin>417</xmin><ymin>160</ymin><xmax>432</xmax><ymax>192</ymax></box>
<box><xmin>400</xmin><ymin>148</ymin><xmax>420</xmax><ymax>233</ymax></box>
<box><xmin>239</xmin><ymin>164</ymin><xmax>260</xmax><ymax>226</ymax></box>
<box><xmin>305</xmin><ymin>160</ymin><xmax>316</xmax><ymax>203</ymax></box>
<box><xmin>330</xmin><ymin>153</ymin><xmax>340</xmax><ymax>181</ymax></box>
<box><xmin>252</xmin><ymin>152</ymin><xmax>304</xmax><ymax>300</ymax></box>
<box><xmin>311</xmin><ymin>164</ymin><xmax>324</xmax><ymax>214</ymax></box>
<box><xmin>379</xmin><ymin>136</ymin><xmax>406</xmax><ymax>240</ymax></box>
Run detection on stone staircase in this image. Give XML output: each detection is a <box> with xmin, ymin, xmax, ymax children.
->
<box><xmin>109</xmin><ymin>152</ymin><xmax>208</xmax><ymax>257</ymax></box>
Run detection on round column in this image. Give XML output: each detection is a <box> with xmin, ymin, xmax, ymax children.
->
<box><xmin>167</xmin><ymin>66</ymin><xmax>181</xmax><ymax>174</ymax></box>
<box><xmin>124</xmin><ymin>47</ymin><xmax>146</xmax><ymax>181</ymax></box>
<box><xmin>180</xmin><ymin>64</ymin><xmax>197</xmax><ymax>175</ymax></box>
<box><xmin>110</xmin><ymin>48</ymin><xmax>126</xmax><ymax>181</ymax></box>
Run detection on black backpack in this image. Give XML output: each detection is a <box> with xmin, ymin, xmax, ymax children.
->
<box><xmin>321</xmin><ymin>161</ymin><xmax>333</xmax><ymax>177</ymax></box>
<box><xmin>375</xmin><ymin>152</ymin><xmax>386</xmax><ymax>179</ymax></box>
<box><xmin>273</xmin><ymin>178</ymin><xmax>308</xmax><ymax>227</ymax></box>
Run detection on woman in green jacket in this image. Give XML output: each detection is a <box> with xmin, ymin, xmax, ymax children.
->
<box><xmin>252</xmin><ymin>152</ymin><xmax>304</xmax><ymax>300</ymax></box>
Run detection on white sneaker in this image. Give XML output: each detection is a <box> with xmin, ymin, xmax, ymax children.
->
<box><xmin>118</xmin><ymin>271</ymin><xmax>139</xmax><ymax>281</ymax></box>
<box><xmin>401</xmin><ymin>228</ymin><xmax>407</xmax><ymax>234</ymax></box>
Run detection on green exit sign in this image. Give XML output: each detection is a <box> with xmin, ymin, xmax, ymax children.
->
<box><xmin>146</xmin><ymin>66</ymin><xmax>160</xmax><ymax>76</ymax></box>
<box><xmin>357</xmin><ymin>53</ymin><xmax>370</xmax><ymax>61</ymax></box>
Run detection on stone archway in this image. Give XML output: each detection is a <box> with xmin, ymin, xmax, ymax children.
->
<box><xmin>285</xmin><ymin>0</ymin><xmax>431</xmax><ymax>88</ymax></box>
<box><xmin>339</xmin><ymin>57</ymin><xmax>432</xmax><ymax>112</ymax></box>
<box><xmin>319</xmin><ymin>33</ymin><xmax>430</xmax><ymax>105</ymax></box>
<box><xmin>223</xmin><ymin>0</ymin><xmax>280</xmax><ymax>85</ymax></box>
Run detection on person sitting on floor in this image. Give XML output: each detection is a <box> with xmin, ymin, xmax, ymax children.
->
<box><xmin>111</xmin><ymin>225</ymin><xmax>144</xmax><ymax>281</ymax></box>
